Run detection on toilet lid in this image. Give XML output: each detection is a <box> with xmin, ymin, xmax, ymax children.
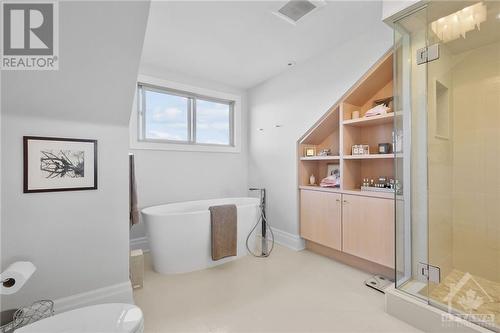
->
<box><xmin>15</xmin><ymin>303</ymin><xmax>143</xmax><ymax>333</ymax></box>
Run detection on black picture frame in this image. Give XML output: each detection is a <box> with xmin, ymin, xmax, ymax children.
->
<box><xmin>23</xmin><ymin>136</ymin><xmax>98</xmax><ymax>193</ymax></box>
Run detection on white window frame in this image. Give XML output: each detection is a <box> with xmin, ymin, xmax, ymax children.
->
<box><xmin>130</xmin><ymin>75</ymin><xmax>242</xmax><ymax>153</ymax></box>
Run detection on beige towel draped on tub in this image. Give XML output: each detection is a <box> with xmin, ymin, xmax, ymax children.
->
<box><xmin>209</xmin><ymin>204</ymin><xmax>237</xmax><ymax>261</ymax></box>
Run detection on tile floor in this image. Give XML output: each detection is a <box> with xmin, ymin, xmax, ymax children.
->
<box><xmin>134</xmin><ymin>245</ymin><xmax>422</xmax><ymax>333</ymax></box>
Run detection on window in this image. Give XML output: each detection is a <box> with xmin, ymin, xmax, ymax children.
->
<box><xmin>138</xmin><ymin>84</ymin><xmax>234</xmax><ymax>146</ymax></box>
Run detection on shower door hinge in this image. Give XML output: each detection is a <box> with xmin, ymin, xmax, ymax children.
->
<box><xmin>416</xmin><ymin>44</ymin><xmax>440</xmax><ymax>65</ymax></box>
<box><xmin>417</xmin><ymin>262</ymin><xmax>441</xmax><ymax>284</ymax></box>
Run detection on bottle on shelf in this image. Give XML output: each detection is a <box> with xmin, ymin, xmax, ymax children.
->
<box><xmin>309</xmin><ymin>174</ymin><xmax>316</xmax><ymax>185</ymax></box>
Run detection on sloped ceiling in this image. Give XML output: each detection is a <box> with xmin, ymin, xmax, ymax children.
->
<box><xmin>141</xmin><ymin>1</ymin><xmax>384</xmax><ymax>89</ymax></box>
<box><xmin>1</xmin><ymin>1</ymin><xmax>150</xmax><ymax>126</ymax></box>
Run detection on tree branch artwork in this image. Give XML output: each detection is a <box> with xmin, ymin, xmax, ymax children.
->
<box><xmin>40</xmin><ymin>150</ymin><xmax>84</xmax><ymax>178</ymax></box>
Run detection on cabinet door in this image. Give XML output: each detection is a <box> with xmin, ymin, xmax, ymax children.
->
<box><xmin>342</xmin><ymin>194</ymin><xmax>394</xmax><ymax>268</ymax></box>
<box><xmin>300</xmin><ymin>190</ymin><xmax>342</xmax><ymax>250</ymax></box>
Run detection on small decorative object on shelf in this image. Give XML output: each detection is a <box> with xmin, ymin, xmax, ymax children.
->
<box><xmin>320</xmin><ymin>164</ymin><xmax>340</xmax><ymax>188</ymax></box>
<box><xmin>309</xmin><ymin>174</ymin><xmax>316</xmax><ymax>185</ymax></box>
<box><xmin>378</xmin><ymin>143</ymin><xmax>392</xmax><ymax>154</ymax></box>
<box><xmin>365</xmin><ymin>97</ymin><xmax>393</xmax><ymax>118</ymax></box>
<box><xmin>304</xmin><ymin>147</ymin><xmax>316</xmax><ymax>157</ymax></box>
<box><xmin>352</xmin><ymin>111</ymin><xmax>360</xmax><ymax>119</ymax></box>
<box><xmin>352</xmin><ymin>144</ymin><xmax>370</xmax><ymax>155</ymax></box>
<box><xmin>318</xmin><ymin>149</ymin><xmax>331</xmax><ymax>156</ymax></box>
<box><xmin>361</xmin><ymin>176</ymin><xmax>401</xmax><ymax>194</ymax></box>
<box><xmin>361</xmin><ymin>186</ymin><xmax>395</xmax><ymax>194</ymax></box>
<box><xmin>373</xmin><ymin>96</ymin><xmax>393</xmax><ymax>111</ymax></box>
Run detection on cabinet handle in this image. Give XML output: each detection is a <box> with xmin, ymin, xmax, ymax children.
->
<box><xmin>336</xmin><ymin>199</ymin><xmax>341</xmax><ymax>202</ymax></box>
<box><xmin>343</xmin><ymin>200</ymin><xmax>348</xmax><ymax>204</ymax></box>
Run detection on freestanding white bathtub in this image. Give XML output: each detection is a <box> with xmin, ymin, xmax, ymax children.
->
<box><xmin>141</xmin><ymin>197</ymin><xmax>260</xmax><ymax>274</ymax></box>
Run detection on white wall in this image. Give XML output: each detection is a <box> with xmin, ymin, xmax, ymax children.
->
<box><xmin>1</xmin><ymin>1</ymin><xmax>149</xmax><ymax>310</ymax></box>
<box><xmin>130</xmin><ymin>65</ymin><xmax>249</xmax><ymax>244</ymax></box>
<box><xmin>247</xmin><ymin>25</ymin><xmax>393</xmax><ymax>236</ymax></box>
<box><xmin>382</xmin><ymin>0</ymin><xmax>420</xmax><ymax>22</ymax></box>
<box><xmin>1</xmin><ymin>116</ymin><xmax>131</xmax><ymax>310</ymax></box>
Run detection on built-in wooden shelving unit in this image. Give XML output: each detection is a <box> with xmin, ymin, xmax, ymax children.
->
<box><xmin>297</xmin><ymin>51</ymin><xmax>396</xmax><ymax>276</ymax></box>
<box><xmin>298</xmin><ymin>51</ymin><xmax>395</xmax><ymax>192</ymax></box>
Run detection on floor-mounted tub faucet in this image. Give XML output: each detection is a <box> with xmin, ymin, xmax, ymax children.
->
<box><xmin>248</xmin><ymin>188</ymin><xmax>273</xmax><ymax>257</ymax></box>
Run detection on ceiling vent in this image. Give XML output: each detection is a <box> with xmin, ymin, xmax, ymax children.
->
<box><xmin>273</xmin><ymin>1</ymin><xmax>326</xmax><ymax>25</ymax></box>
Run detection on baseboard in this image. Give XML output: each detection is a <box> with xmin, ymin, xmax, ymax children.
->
<box><xmin>130</xmin><ymin>236</ymin><xmax>150</xmax><ymax>252</ymax></box>
<box><xmin>305</xmin><ymin>240</ymin><xmax>394</xmax><ymax>278</ymax></box>
<box><xmin>271</xmin><ymin>227</ymin><xmax>305</xmax><ymax>251</ymax></box>
<box><xmin>53</xmin><ymin>281</ymin><xmax>134</xmax><ymax>314</ymax></box>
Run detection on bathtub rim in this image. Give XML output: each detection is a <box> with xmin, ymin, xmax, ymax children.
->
<box><xmin>141</xmin><ymin>197</ymin><xmax>260</xmax><ymax>217</ymax></box>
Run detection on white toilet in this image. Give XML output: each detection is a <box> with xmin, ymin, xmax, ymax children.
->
<box><xmin>15</xmin><ymin>303</ymin><xmax>143</xmax><ymax>333</ymax></box>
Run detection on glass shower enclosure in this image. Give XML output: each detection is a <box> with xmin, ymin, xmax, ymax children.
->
<box><xmin>393</xmin><ymin>1</ymin><xmax>500</xmax><ymax>331</ymax></box>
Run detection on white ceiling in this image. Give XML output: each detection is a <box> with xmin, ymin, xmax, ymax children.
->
<box><xmin>141</xmin><ymin>1</ymin><xmax>384</xmax><ymax>89</ymax></box>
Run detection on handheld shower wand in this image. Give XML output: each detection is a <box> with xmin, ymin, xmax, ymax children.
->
<box><xmin>247</xmin><ymin>188</ymin><xmax>274</xmax><ymax>257</ymax></box>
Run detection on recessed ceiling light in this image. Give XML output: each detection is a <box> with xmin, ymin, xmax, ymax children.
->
<box><xmin>497</xmin><ymin>13</ymin><xmax>500</xmax><ymax>20</ymax></box>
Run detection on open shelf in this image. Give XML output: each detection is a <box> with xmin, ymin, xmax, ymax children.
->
<box><xmin>343</xmin><ymin>124</ymin><xmax>393</xmax><ymax>158</ymax></box>
<box><xmin>343</xmin><ymin>158</ymin><xmax>394</xmax><ymax>191</ymax></box>
<box><xmin>343</xmin><ymin>113</ymin><xmax>394</xmax><ymax>127</ymax></box>
<box><xmin>300</xmin><ymin>156</ymin><xmax>340</xmax><ymax>161</ymax></box>
<box><xmin>299</xmin><ymin>159</ymin><xmax>341</xmax><ymax>187</ymax></box>
<box><xmin>343</xmin><ymin>154</ymin><xmax>394</xmax><ymax>160</ymax></box>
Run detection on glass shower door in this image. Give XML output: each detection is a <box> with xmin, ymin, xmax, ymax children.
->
<box><xmin>425</xmin><ymin>1</ymin><xmax>500</xmax><ymax>330</ymax></box>
<box><xmin>395</xmin><ymin>1</ymin><xmax>500</xmax><ymax>331</ymax></box>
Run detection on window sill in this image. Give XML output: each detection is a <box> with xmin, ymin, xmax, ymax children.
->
<box><xmin>130</xmin><ymin>140</ymin><xmax>241</xmax><ymax>153</ymax></box>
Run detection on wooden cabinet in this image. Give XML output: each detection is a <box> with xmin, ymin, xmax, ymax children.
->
<box><xmin>300</xmin><ymin>190</ymin><xmax>342</xmax><ymax>251</ymax></box>
<box><xmin>342</xmin><ymin>194</ymin><xmax>394</xmax><ymax>268</ymax></box>
<box><xmin>297</xmin><ymin>52</ymin><xmax>396</xmax><ymax>273</ymax></box>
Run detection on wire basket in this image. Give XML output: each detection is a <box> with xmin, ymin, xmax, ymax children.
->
<box><xmin>0</xmin><ymin>300</ymin><xmax>54</xmax><ymax>333</ymax></box>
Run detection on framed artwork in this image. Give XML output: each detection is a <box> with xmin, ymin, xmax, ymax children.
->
<box><xmin>304</xmin><ymin>147</ymin><xmax>316</xmax><ymax>157</ymax></box>
<box><xmin>23</xmin><ymin>136</ymin><xmax>98</xmax><ymax>193</ymax></box>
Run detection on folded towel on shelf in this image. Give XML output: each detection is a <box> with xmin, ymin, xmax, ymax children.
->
<box><xmin>320</xmin><ymin>175</ymin><xmax>340</xmax><ymax>188</ymax></box>
<box><xmin>209</xmin><ymin>204</ymin><xmax>237</xmax><ymax>261</ymax></box>
<box><xmin>365</xmin><ymin>104</ymin><xmax>391</xmax><ymax>117</ymax></box>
